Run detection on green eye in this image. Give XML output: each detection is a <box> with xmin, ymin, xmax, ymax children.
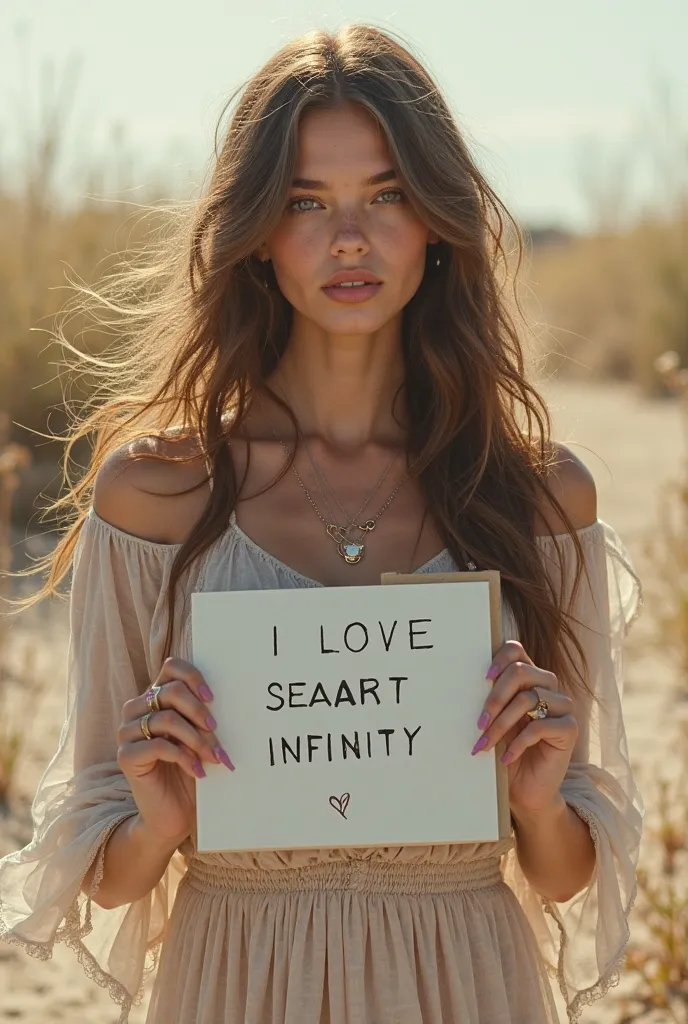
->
<box><xmin>288</xmin><ymin>197</ymin><xmax>321</xmax><ymax>213</ymax></box>
<box><xmin>375</xmin><ymin>188</ymin><xmax>404</xmax><ymax>203</ymax></box>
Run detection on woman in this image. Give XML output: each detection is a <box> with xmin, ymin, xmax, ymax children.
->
<box><xmin>0</xmin><ymin>23</ymin><xmax>642</xmax><ymax>1024</ymax></box>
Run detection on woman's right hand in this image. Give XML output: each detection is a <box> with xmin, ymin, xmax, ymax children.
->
<box><xmin>117</xmin><ymin>657</ymin><xmax>235</xmax><ymax>845</ymax></box>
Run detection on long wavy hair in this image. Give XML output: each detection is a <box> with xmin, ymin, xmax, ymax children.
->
<box><xmin>4</xmin><ymin>24</ymin><xmax>592</xmax><ymax>695</ymax></box>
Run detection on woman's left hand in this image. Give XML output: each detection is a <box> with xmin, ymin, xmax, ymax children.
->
<box><xmin>472</xmin><ymin>640</ymin><xmax>578</xmax><ymax>817</ymax></box>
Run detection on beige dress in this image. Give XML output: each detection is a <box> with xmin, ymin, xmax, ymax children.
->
<box><xmin>0</xmin><ymin>502</ymin><xmax>643</xmax><ymax>1024</ymax></box>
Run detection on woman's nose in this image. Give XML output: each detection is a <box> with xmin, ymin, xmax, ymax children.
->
<box><xmin>330</xmin><ymin>219</ymin><xmax>370</xmax><ymax>258</ymax></box>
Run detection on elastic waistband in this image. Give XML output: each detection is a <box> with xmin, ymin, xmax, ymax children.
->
<box><xmin>185</xmin><ymin>857</ymin><xmax>503</xmax><ymax>896</ymax></box>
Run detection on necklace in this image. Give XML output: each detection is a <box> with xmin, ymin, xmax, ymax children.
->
<box><xmin>268</xmin><ymin>384</ymin><xmax>409</xmax><ymax>564</ymax></box>
<box><xmin>271</xmin><ymin>383</ymin><xmax>399</xmax><ymax>533</ymax></box>
<box><xmin>271</xmin><ymin>429</ymin><xmax>477</xmax><ymax>572</ymax></box>
<box><xmin>274</xmin><ymin>434</ymin><xmax>408</xmax><ymax>564</ymax></box>
<box><xmin>299</xmin><ymin>436</ymin><xmax>410</xmax><ymax>563</ymax></box>
<box><xmin>296</xmin><ymin>439</ymin><xmax>477</xmax><ymax>572</ymax></box>
<box><xmin>301</xmin><ymin>432</ymin><xmax>399</xmax><ymax>530</ymax></box>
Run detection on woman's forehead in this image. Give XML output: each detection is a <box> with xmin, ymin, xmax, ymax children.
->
<box><xmin>294</xmin><ymin>105</ymin><xmax>392</xmax><ymax>184</ymax></box>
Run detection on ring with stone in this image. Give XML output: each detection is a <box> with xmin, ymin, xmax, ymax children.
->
<box><xmin>145</xmin><ymin>684</ymin><xmax>163</xmax><ymax>713</ymax></box>
<box><xmin>525</xmin><ymin>687</ymin><xmax>549</xmax><ymax>721</ymax></box>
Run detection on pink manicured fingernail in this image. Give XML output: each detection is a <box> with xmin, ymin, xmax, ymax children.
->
<box><xmin>485</xmin><ymin>663</ymin><xmax>499</xmax><ymax>681</ymax></box>
<box><xmin>199</xmin><ymin>683</ymin><xmax>214</xmax><ymax>702</ymax></box>
<box><xmin>500</xmin><ymin>750</ymin><xmax>516</xmax><ymax>765</ymax></box>
<box><xmin>214</xmin><ymin>746</ymin><xmax>235</xmax><ymax>771</ymax></box>
<box><xmin>471</xmin><ymin>734</ymin><xmax>489</xmax><ymax>756</ymax></box>
<box><xmin>205</xmin><ymin>714</ymin><xmax>218</xmax><ymax>730</ymax></box>
<box><xmin>192</xmin><ymin>760</ymin><xmax>206</xmax><ymax>779</ymax></box>
<box><xmin>477</xmin><ymin>711</ymin><xmax>491</xmax><ymax>731</ymax></box>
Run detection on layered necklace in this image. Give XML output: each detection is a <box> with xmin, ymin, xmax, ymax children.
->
<box><xmin>272</xmin><ymin>424</ymin><xmax>408</xmax><ymax>565</ymax></box>
<box><xmin>269</xmin><ymin>389</ymin><xmax>477</xmax><ymax>571</ymax></box>
<box><xmin>279</xmin><ymin>438</ymin><xmax>408</xmax><ymax>564</ymax></box>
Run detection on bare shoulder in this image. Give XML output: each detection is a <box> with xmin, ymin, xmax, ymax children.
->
<box><xmin>92</xmin><ymin>430</ymin><xmax>211</xmax><ymax>545</ymax></box>
<box><xmin>534</xmin><ymin>441</ymin><xmax>598</xmax><ymax>537</ymax></box>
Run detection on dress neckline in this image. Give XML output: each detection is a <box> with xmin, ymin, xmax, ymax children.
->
<box><xmin>228</xmin><ymin>510</ymin><xmax>453</xmax><ymax>588</ymax></box>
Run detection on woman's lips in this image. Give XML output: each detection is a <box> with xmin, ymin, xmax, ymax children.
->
<box><xmin>321</xmin><ymin>281</ymin><xmax>383</xmax><ymax>303</ymax></box>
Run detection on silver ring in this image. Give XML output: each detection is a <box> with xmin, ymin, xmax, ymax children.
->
<box><xmin>140</xmin><ymin>711</ymin><xmax>154</xmax><ymax>740</ymax></box>
<box><xmin>145</xmin><ymin>684</ymin><xmax>163</xmax><ymax>713</ymax></box>
<box><xmin>525</xmin><ymin>687</ymin><xmax>549</xmax><ymax>721</ymax></box>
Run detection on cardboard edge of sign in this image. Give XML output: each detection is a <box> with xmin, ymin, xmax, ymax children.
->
<box><xmin>380</xmin><ymin>568</ymin><xmax>511</xmax><ymax>842</ymax></box>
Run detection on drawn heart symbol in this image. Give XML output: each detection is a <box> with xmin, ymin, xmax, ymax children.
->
<box><xmin>329</xmin><ymin>793</ymin><xmax>350</xmax><ymax>819</ymax></box>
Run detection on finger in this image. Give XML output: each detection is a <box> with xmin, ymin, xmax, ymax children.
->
<box><xmin>485</xmin><ymin>640</ymin><xmax>534</xmax><ymax>682</ymax></box>
<box><xmin>153</xmin><ymin>671</ymin><xmax>235</xmax><ymax>770</ymax></box>
<box><xmin>158</xmin><ymin>657</ymin><xmax>214</xmax><ymax>703</ymax></box>
<box><xmin>118</xmin><ymin>736</ymin><xmax>202</xmax><ymax>781</ymax></box>
<box><xmin>119</xmin><ymin>709</ymin><xmax>222</xmax><ymax>766</ymax></box>
<box><xmin>472</xmin><ymin>689</ymin><xmax>573</xmax><ymax>754</ymax></box>
<box><xmin>499</xmin><ymin>715</ymin><xmax>579</xmax><ymax>765</ymax></box>
<box><xmin>478</xmin><ymin>661</ymin><xmax>559</xmax><ymax>732</ymax></box>
<box><xmin>122</xmin><ymin>657</ymin><xmax>213</xmax><ymax>723</ymax></box>
<box><xmin>124</xmin><ymin>678</ymin><xmax>218</xmax><ymax>737</ymax></box>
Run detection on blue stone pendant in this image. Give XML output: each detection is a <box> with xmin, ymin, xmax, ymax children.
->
<box><xmin>341</xmin><ymin>541</ymin><xmax>364</xmax><ymax>563</ymax></box>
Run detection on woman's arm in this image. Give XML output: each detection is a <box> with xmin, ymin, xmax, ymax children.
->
<box><xmin>478</xmin><ymin>445</ymin><xmax>600</xmax><ymax>902</ymax></box>
<box><xmin>81</xmin><ymin>453</ymin><xmax>232</xmax><ymax>911</ymax></box>
<box><xmin>511</xmin><ymin>797</ymin><xmax>596</xmax><ymax>903</ymax></box>
<box><xmin>500</xmin><ymin>476</ymin><xmax>643</xmax><ymax>1018</ymax></box>
<box><xmin>80</xmin><ymin>649</ymin><xmax>231</xmax><ymax>910</ymax></box>
<box><xmin>83</xmin><ymin>813</ymin><xmax>184</xmax><ymax>910</ymax></box>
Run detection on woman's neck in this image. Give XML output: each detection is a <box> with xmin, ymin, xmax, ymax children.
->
<box><xmin>269</xmin><ymin>314</ymin><xmax>407</xmax><ymax>452</ymax></box>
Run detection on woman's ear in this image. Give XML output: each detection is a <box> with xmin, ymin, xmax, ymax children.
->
<box><xmin>256</xmin><ymin>244</ymin><xmax>270</xmax><ymax>262</ymax></box>
<box><xmin>427</xmin><ymin>230</ymin><xmax>440</xmax><ymax>245</ymax></box>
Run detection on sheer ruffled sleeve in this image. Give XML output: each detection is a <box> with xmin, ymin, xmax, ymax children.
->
<box><xmin>0</xmin><ymin>509</ymin><xmax>190</xmax><ymax>1022</ymax></box>
<box><xmin>502</xmin><ymin>518</ymin><xmax>644</xmax><ymax>1022</ymax></box>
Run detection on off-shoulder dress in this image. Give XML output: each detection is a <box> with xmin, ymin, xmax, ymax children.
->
<box><xmin>0</xmin><ymin>488</ymin><xmax>643</xmax><ymax>1024</ymax></box>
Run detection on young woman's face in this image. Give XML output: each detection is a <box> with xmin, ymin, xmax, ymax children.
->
<box><xmin>262</xmin><ymin>101</ymin><xmax>438</xmax><ymax>335</ymax></box>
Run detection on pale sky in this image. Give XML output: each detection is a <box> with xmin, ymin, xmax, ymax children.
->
<box><xmin>1</xmin><ymin>0</ymin><xmax>686</xmax><ymax>230</ymax></box>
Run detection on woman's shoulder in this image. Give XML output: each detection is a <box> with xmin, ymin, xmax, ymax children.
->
<box><xmin>534</xmin><ymin>441</ymin><xmax>598</xmax><ymax>538</ymax></box>
<box><xmin>92</xmin><ymin>430</ymin><xmax>211</xmax><ymax>546</ymax></box>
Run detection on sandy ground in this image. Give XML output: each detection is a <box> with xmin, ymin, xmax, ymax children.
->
<box><xmin>0</xmin><ymin>377</ymin><xmax>682</xmax><ymax>1023</ymax></box>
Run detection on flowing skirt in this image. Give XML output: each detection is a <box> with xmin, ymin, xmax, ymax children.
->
<box><xmin>147</xmin><ymin>857</ymin><xmax>558</xmax><ymax>1024</ymax></box>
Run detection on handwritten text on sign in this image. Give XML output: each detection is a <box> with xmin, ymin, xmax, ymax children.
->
<box><xmin>265</xmin><ymin>617</ymin><xmax>431</xmax><ymax>769</ymax></box>
<box><xmin>192</xmin><ymin>582</ymin><xmax>500</xmax><ymax>852</ymax></box>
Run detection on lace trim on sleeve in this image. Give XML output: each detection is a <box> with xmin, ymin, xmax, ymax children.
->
<box><xmin>0</xmin><ymin>812</ymin><xmax>148</xmax><ymax>1021</ymax></box>
<box><xmin>543</xmin><ymin>800</ymin><xmax>637</xmax><ymax>1022</ymax></box>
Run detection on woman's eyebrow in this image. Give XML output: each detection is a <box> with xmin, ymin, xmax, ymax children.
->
<box><xmin>291</xmin><ymin>169</ymin><xmax>398</xmax><ymax>189</ymax></box>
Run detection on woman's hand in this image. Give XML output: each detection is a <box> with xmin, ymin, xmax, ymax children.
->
<box><xmin>117</xmin><ymin>657</ymin><xmax>235</xmax><ymax>845</ymax></box>
<box><xmin>471</xmin><ymin>640</ymin><xmax>578</xmax><ymax>818</ymax></box>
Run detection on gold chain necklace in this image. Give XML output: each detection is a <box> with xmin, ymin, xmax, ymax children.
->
<box><xmin>297</xmin><ymin>444</ymin><xmax>477</xmax><ymax>573</ymax></box>
<box><xmin>274</xmin><ymin>435</ymin><xmax>408</xmax><ymax>564</ymax></box>
<box><xmin>300</xmin><ymin>432</ymin><xmax>398</xmax><ymax>531</ymax></box>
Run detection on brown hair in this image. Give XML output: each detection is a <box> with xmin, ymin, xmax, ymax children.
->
<box><xmin>4</xmin><ymin>24</ymin><xmax>590</xmax><ymax>694</ymax></box>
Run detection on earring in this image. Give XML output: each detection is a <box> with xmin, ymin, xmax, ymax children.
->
<box><xmin>436</xmin><ymin>256</ymin><xmax>441</xmax><ymax>267</ymax></box>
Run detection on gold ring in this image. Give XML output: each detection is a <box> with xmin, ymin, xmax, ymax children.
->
<box><xmin>140</xmin><ymin>712</ymin><xmax>154</xmax><ymax>740</ymax></box>
<box><xmin>145</xmin><ymin>684</ymin><xmax>163</xmax><ymax>713</ymax></box>
<box><xmin>526</xmin><ymin>687</ymin><xmax>549</xmax><ymax>721</ymax></box>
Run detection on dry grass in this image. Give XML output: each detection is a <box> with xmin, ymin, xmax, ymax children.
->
<box><xmin>639</xmin><ymin>478</ymin><xmax>688</xmax><ymax>677</ymax></box>
<box><xmin>639</xmin><ymin>357</ymin><xmax>688</xmax><ymax>676</ymax></box>
<box><xmin>0</xmin><ymin>728</ymin><xmax>22</xmax><ymax>811</ymax></box>
<box><xmin>523</xmin><ymin>209</ymin><xmax>688</xmax><ymax>394</ymax></box>
<box><xmin>618</xmin><ymin>746</ymin><xmax>688</xmax><ymax>1023</ymax></box>
<box><xmin>607</xmin><ymin>354</ymin><xmax>688</xmax><ymax>1021</ymax></box>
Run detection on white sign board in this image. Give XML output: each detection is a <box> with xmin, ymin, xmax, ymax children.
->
<box><xmin>192</xmin><ymin>579</ymin><xmax>506</xmax><ymax>853</ymax></box>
